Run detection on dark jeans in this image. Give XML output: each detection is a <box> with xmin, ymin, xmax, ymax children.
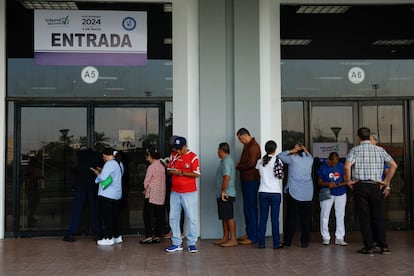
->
<box><xmin>143</xmin><ymin>198</ymin><xmax>165</xmax><ymax>238</ymax></box>
<box><xmin>259</xmin><ymin>192</ymin><xmax>281</xmax><ymax>248</ymax></box>
<box><xmin>284</xmin><ymin>193</ymin><xmax>312</xmax><ymax>246</ymax></box>
<box><xmin>67</xmin><ymin>189</ymin><xmax>102</xmax><ymax>237</ymax></box>
<box><xmin>241</xmin><ymin>180</ymin><xmax>259</xmax><ymax>243</ymax></box>
<box><xmin>99</xmin><ymin>196</ymin><xmax>121</xmax><ymax>239</ymax></box>
<box><xmin>354</xmin><ymin>182</ymin><xmax>387</xmax><ymax>249</ymax></box>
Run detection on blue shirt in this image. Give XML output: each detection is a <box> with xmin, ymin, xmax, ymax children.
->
<box><xmin>95</xmin><ymin>159</ymin><xmax>123</xmax><ymax>200</ymax></box>
<box><xmin>277</xmin><ymin>150</ymin><xmax>314</xmax><ymax>201</ymax></box>
<box><xmin>317</xmin><ymin>161</ymin><xmax>346</xmax><ymax>196</ymax></box>
<box><xmin>215</xmin><ymin>155</ymin><xmax>236</xmax><ymax>197</ymax></box>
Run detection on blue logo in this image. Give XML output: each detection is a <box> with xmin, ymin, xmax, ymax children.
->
<box><xmin>122</xmin><ymin>17</ymin><xmax>136</xmax><ymax>31</ymax></box>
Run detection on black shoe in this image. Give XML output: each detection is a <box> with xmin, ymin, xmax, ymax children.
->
<box><xmin>301</xmin><ymin>243</ymin><xmax>308</xmax><ymax>248</ymax></box>
<box><xmin>281</xmin><ymin>242</ymin><xmax>291</xmax><ymax>247</ymax></box>
<box><xmin>381</xmin><ymin>247</ymin><xmax>391</xmax><ymax>255</ymax></box>
<box><xmin>63</xmin><ymin>235</ymin><xmax>75</xmax><ymax>242</ymax></box>
<box><xmin>274</xmin><ymin>243</ymin><xmax>284</xmax><ymax>249</ymax></box>
<box><xmin>357</xmin><ymin>247</ymin><xmax>374</xmax><ymax>256</ymax></box>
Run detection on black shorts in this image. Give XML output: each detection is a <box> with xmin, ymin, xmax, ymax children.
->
<box><xmin>217</xmin><ymin>196</ymin><xmax>235</xmax><ymax>220</ymax></box>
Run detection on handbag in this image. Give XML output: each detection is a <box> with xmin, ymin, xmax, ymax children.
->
<box><xmin>100</xmin><ymin>175</ymin><xmax>113</xmax><ymax>190</ymax></box>
<box><xmin>319</xmin><ymin>188</ymin><xmax>331</xmax><ymax>201</ymax></box>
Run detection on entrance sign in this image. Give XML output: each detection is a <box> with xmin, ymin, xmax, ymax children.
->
<box><xmin>34</xmin><ymin>10</ymin><xmax>147</xmax><ymax>66</ymax></box>
<box><xmin>81</xmin><ymin>66</ymin><xmax>99</xmax><ymax>84</ymax></box>
<box><xmin>348</xmin><ymin>67</ymin><xmax>365</xmax><ymax>84</ymax></box>
<box><xmin>313</xmin><ymin>142</ymin><xmax>348</xmax><ymax>159</ymax></box>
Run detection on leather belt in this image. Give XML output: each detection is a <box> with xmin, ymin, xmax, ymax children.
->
<box><xmin>358</xmin><ymin>180</ymin><xmax>378</xmax><ymax>185</ymax></box>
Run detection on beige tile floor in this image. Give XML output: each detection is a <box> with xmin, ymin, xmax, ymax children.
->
<box><xmin>0</xmin><ymin>231</ymin><xmax>413</xmax><ymax>276</ymax></box>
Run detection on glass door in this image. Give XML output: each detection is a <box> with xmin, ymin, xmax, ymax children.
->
<box><xmin>13</xmin><ymin>104</ymin><xmax>163</xmax><ymax>236</ymax></box>
<box><xmin>19</xmin><ymin>106</ymin><xmax>87</xmax><ymax>231</ymax></box>
<box><xmin>361</xmin><ymin>101</ymin><xmax>407</xmax><ymax>229</ymax></box>
<box><xmin>94</xmin><ymin>107</ymin><xmax>160</xmax><ymax>232</ymax></box>
<box><xmin>310</xmin><ymin>102</ymin><xmax>357</xmax><ymax>231</ymax></box>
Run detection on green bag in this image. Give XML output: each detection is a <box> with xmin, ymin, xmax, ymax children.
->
<box><xmin>100</xmin><ymin>176</ymin><xmax>113</xmax><ymax>190</ymax></box>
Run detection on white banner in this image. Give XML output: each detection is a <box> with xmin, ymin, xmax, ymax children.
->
<box><xmin>34</xmin><ymin>10</ymin><xmax>147</xmax><ymax>66</ymax></box>
<box><xmin>312</xmin><ymin>142</ymin><xmax>348</xmax><ymax>159</ymax></box>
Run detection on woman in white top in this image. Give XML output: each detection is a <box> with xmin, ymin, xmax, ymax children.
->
<box><xmin>256</xmin><ymin>140</ymin><xmax>283</xmax><ymax>249</ymax></box>
<box><xmin>92</xmin><ymin>147</ymin><xmax>124</xmax><ymax>246</ymax></box>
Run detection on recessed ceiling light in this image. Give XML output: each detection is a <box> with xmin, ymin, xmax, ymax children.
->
<box><xmin>281</xmin><ymin>39</ymin><xmax>312</xmax><ymax>46</ymax></box>
<box><xmin>372</xmin><ymin>39</ymin><xmax>414</xmax><ymax>45</ymax></box>
<box><xmin>296</xmin><ymin>6</ymin><xmax>350</xmax><ymax>14</ymax></box>
<box><xmin>20</xmin><ymin>1</ymin><xmax>78</xmax><ymax>10</ymax></box>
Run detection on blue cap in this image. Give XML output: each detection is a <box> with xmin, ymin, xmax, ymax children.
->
<box><xmin>173</xmin><ymin>137</ymin><xmax>187</xmax><ymax>150</ymax></box>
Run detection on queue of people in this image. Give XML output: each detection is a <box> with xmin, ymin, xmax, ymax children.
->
<box><xmin>63</xmin><ymin>126</ymin><xmax>398</xmax><ymax>257</ymax></box>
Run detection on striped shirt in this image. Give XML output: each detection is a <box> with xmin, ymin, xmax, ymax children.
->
<box><xmin>346</xmin><ymin>140</ymin><xmax>394</xmax><ymax>182</ymax></box>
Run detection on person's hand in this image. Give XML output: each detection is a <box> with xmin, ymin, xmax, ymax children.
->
<box><xmin>382</xmin><ymin>187</ymin><xmax>391</xmax><ymax>198</ymax></box>
<box><xmin>221</xmin><ymin>191</ymin><xmax>228</xmax><ymax>202</ymax></box>
<box><xmin>328</xmin><ymin>182</ymin><xmax>336</xmax><ymax>189</ymax></box>
<box><xmin>346</xmin><ymin>180</ymin><xmax>357</xmax><ymax>190</ymax></box>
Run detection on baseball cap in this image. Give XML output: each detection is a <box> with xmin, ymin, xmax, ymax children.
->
<box><xmin>169</xmin><ymin>135</ymin><xmax>179</xmax><ymax>146</ymax></box>
<box><xmin>371</xmin><ymin>133</ymin><xmax>378</xmax><ymax>141</ymax></box>
<box><xmin>173</xmin><ymin>136</ymin><xmax>187</xmax><ymax>150</ymax></box>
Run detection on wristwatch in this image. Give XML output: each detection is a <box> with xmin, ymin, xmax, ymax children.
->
<box><xmin>385</xmin><ymin>186</ymin><xmax>391</xmax><ymax>191</ymax></box>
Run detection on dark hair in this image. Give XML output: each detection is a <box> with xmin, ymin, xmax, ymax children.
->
<box><xmin>357</xmin><ymin>127</ymin><xmax>371</xmax><ymax>141</ymax></box>
<box><xmin>103</xmin><ymin>147</ymin><xmax>116</xmax><ymax>156</ymax></box>
<box><xmin>262</xmin><ymin>140</ymin><xmax>277</xmax><ymax>166</ymax></box>
<box><xmin>145</xmin><ymin>148</ymin><xmax>161</xmax><ymax>160</ymax></box>
<box><xmin>103</xmin><ymin>147</ymin><xmax>122</xmax><ymax>164</ymax></box>
<box><xmin>218</xmin><ymin>142</ymin><xmax>230</xmax><ymax>154</ymax></box>
<box><xmin>328</xmin><ymin>151</ymin><xmax>339</xmax><ymax>161</ymax></box>
<box><xmin>236</xmin><ymin>128</ymin><xmax>250</xmax><ymax>137</ymax></box>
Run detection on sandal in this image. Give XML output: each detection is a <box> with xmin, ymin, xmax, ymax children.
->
<box><xmin>151</xmin><ymin>237</ymin><xmax>161</xmax><ymax>244</ymax></box>
<box><xmin>139</xmin><ymin>237</ymin><xmax>153</xmax><ymax>244</ymax></box>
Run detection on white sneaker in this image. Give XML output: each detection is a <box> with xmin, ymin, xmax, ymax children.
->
<box><xmin>335</xmin><ymin>239</ymin><xmax>348</xmax><ymax>246</ymax></box>
<box><xmin>97</xmin><ymin>238</ymin><xmax>115</xmax><ymax>246</ymax></box>
<box><xmin>322</xmin><ymin>239</ymin><xmax>330</xmax><ymax>245</ymax></box>
<box><xmin>113</xmin><ymin>236</ymin><xmax>123</xmax><ymax>244</ymax></box>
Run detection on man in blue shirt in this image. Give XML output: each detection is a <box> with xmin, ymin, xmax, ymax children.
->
<box><xmin>317</xmin><ymin>152</ymin><xmax>348</xmax><ymax>246</ymax></box>
<box><xmin>214</xmin><ymin>142</ymin><xmax>237</xmax><ymax>247</ymax></box>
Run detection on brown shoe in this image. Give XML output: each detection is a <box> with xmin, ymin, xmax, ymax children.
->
<box><xmin>214</xmin><ymin>239</ymin><xmax>228</xmax><ymax>245</ymax></box>
<box><xmin>238</xmin><ymin>238</ymin><xmax>253</xmax><ymax>245</ymax></box>
<box><xmin>221</xmin><ymin>240</ymin><xmax>238</xmax><ymax>247</ymax></box>
<box><xmin>237</xmin><ymin>235</ymin><xmax>248</xmax><ymax>241</ymax></box>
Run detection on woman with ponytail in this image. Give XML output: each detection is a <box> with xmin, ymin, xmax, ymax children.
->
<box><xmin>255</xmin><ymin>140</ymin><xmax>283</xmax><ymax>249</ymax></box>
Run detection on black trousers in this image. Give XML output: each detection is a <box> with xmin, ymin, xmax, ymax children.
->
<box><xmin>354</xmin><ymin>182</ymin><xmax>387</xmax><ymax>249</ymax></box>
<box><xmin>143</xmin><ymin>198</ymin><xmax>165</xmax><ymax>238</ymax></box>
<box><xmin>99</xmin><ymin>196</ymin><xmax>121</xmax><ymax>239</ymax></box>
<box><xmin>284</xmin><ymin>193</ymin><xmax>312</xmax><ymax>246</ymax></box>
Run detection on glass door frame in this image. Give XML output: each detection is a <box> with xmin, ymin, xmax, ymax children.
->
<box><xmin>359</xmin><ymin>100</ymin><xmax>411</xmax><ymax>230</ymax></box>
<box><xmin>12</xmin><ymin>101</ymin><xmax>167</xmax><ymax>237</ymax></box>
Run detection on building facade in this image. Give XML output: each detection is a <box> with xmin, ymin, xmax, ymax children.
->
<box><xmin>1</xmin><ymin>0</ymin><xmax>413</xmax><ymax>240</ymax></box>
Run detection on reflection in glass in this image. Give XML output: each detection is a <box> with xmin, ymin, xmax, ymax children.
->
<box><xmin>95</xmin><ymin>107</ymin><xmax>159</xmax><ymax>230</ymax></box>
<box><xmin>281</xmin><ymin>102</ymin><xmax>304</xmax><ymax>150</ymax></box>
<box><xmin>20</xmin><ymin>107</ymin><xmax>87</xmax><ymax>230</ymax></box>
<box><xmin>362</xmin><ymin>104</ymin><xmax>406</xmax><ymax>228</ymax></box>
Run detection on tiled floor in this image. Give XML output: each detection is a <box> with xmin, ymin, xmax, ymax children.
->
<box><xmin>0</xmin><ymin>231</ymin><xmax>413</xmax><ymax>275</ymax></box>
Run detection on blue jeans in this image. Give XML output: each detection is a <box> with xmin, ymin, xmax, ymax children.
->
<box><xmin>169</xmin><ymin>191</ymin><xmax>198</xmax><ymax>246</ymax></box>
<box><xmin>259</xmin><ymin>192</ymin><xmax>281</xmax><ymax>248</ymax></box>
<box><xmin>241</xmin><ymin>180</ymin><xmax>259</xmax><ymax>243</ymax></box>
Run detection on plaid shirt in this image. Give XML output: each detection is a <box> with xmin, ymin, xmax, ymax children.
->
<box><xmin>346</xmin><ymin>140</ymin><xmax>394</xmax><ymax>182</ymax></box>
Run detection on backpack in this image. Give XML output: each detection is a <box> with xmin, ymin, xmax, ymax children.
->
<box><xmin>273</xmin><ymin>158</ymin><xmax>284</xmax><ymax>179</ymax></box>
